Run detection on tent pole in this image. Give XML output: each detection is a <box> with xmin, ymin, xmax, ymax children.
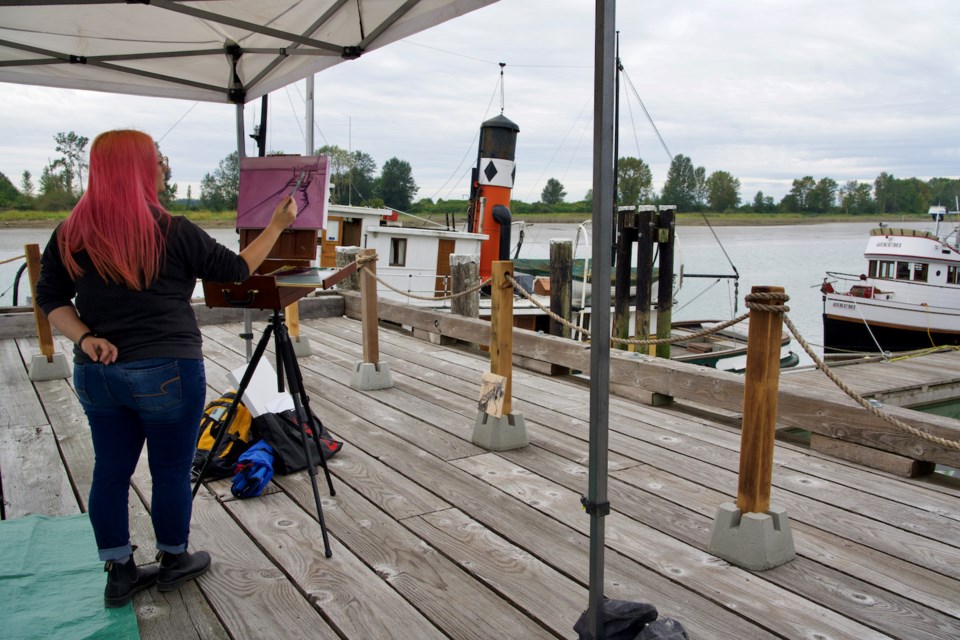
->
<box><xmin>306</xmin><ymin>75</ymin><xmax>315</xmax><ymax>155</ymax></box>
<box><xmin>586</xmin><ymin>1</ymin><xmax>616</xmax><ymax>638</ymax></box>
<box><xmin>235</xmin><ymin>102</ymin><xmax>254</xmax><ymax>361</ymax></box>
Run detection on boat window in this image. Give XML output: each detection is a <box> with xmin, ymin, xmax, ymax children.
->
<box><xmin>949</xmin><ymin>266</ymin><xmax>960</xmax><ymax>285</ymax></box>
<box><xmin>912</xmin><ymin>263</ymin><xmax>928</xmax><ymax>282</ymax></box>
<box><xmin>389</xmin><ymin>238</ymin><xmax>407</xmax><ymax>266</ymax></box>
<box><xmin>868</xmin><ymin>260</ymin><xmax>877</xmax><ymax>278</ymax></box>
<box><xmin>896</xmin><ymin>262</ymin><xmax>911</xmax><ymax>280</ymax></box>
<box><xmin>877</xmin><ymin>261</ymin><xmax>895</xmax><ymax>278</ymax></box>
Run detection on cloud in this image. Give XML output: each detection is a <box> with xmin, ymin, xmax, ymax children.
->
<box><xmin>1</xmin><ymin>0</ymin><xmax>957</xmax><ymax>204</ymax></box>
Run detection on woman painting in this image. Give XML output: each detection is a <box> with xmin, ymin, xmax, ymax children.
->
<box><xmin>35</xmin><ymin>129</ymin><xmax>297</xmax><ymax>607</ymax></box>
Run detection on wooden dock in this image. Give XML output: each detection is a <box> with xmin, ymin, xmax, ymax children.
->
<box><xmin>3</xmin><ymin>312</ymin><xmax>960</xmax><ymax>639</ymax></box>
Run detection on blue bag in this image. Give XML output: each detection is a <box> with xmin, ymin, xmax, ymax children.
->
<box><xmin>231</xmin><ymin>441</ymin><xmax>275</xmax><ymax>498</ymax></box>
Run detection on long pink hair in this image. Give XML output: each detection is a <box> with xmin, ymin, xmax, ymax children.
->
<box><xmin>59</xmin><ymin>129</ymin><xmax>169</xmax><ymax>289</ymax></box>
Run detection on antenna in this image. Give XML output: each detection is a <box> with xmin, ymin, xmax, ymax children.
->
<box><xmin>499</xmin><ymin>62</ymin><xmax>506</xmax><ymax>114</ymax></box>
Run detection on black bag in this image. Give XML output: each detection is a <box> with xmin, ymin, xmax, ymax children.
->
<box><xmin>253</xmin><ymin>410</ymin><xmax>342</xmax><ymax>475</ymax></box>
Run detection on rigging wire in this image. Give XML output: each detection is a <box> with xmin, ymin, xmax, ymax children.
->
<box><xmin>620</xmin><ymin>68</ymin><xmax>673</xmax><ymax>164</ymax></box>
<box><xmin>156</xmin><ymin>101</ymin><xmax>200</xmax><ymax>143</ymax></box>
<box><xmin>293</xmin><ymin>81</ymin><xmax>330</xmax><ymax>148</ymax></box>
<box><xmin>429</xmin><ymin>74</ymin><xmax>501</xmax><ymax>202</ymax></box>
<box><xmin>284</xmin><ymin>85</ymin><xmax>306</xmax><ymax>143</ymax></box>
<box><xmin>523</xmin><ymin>96</ymin><xmax>591</xmax><ymax>202</ymax></box>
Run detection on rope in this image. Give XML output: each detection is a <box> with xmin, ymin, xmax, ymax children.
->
<box><xmin>0</xmin><ymin>254</ymin><xmax>25</xmax><ymax>265</ymax></box>
<box><xmin>503</xmin><ymin>272</ymin><xmax>750</xmax><ymax>345</ymax></box>
<box><xmin>739</xmin><ymin>290</ymin><xmax>960</xmax><ymax>450</ymax></box>
<box><xmin>357</xmin><ymin>254</ymin><xmax>491</xmax><ymax>302</ymax></box>
<box><xmin>783</xmin><ymin>313</ymin><xmax>960</xmax><ymax>452</ymax></box>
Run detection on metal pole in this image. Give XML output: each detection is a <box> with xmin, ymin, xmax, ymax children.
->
<box><xmin>586</xmin><ymin>1</ymin><xmax>615</xmax><ymax>638</ymax></box>
<box><xmin>235</xmin><ymin>102</ymin><xmax>254</xmax><ymax>361</ymax></box>
<box><xmin>305</xmin><ymin>75</ymin><xmax>315</xmax><ymax>155</ymax></box>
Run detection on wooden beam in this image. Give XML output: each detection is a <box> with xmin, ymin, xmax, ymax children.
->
<box><xmin>342</xmin><ymin>292</ymin><xmax>960</xmax><ymax>467</ymax></box>
<box><xmin>25</xmin><ymin>243</ymin><xmax>55</xmax><ymax>362</ymax></box>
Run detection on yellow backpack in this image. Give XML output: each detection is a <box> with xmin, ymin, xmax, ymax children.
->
<box><xmin>192</xmin><ymin>391</ymin><xmax>258</xmax><ymax>480</ymax></box>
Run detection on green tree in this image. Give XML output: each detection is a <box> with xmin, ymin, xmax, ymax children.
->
<box><xmin>693</xmin><ymin>166</ymin><xmax>707</xmax><ymax>211</ymax></box>
<box><xmin>378</xmin><ymin>157</ymin><xmax>418</xmax><ymax>210</ymax></box>
<box><xmin>53</xmin><ymin>131</ymin><xmax>89</xmax><ymax>195</ymax></box>
<box><xmin>541</xmin><ymin>177</ymin><xmax>567</xmax><ymax>205</ymax></box>
<box><xmin>809</xmin><ymin>177</ymin><xmax>838</xmax><ymax>213</ymax></box>
<box><xmin>19</xmin><ymin>170</ymin><xmax>35</xmax><ymax>199</ymax></box>
<box><xmin>155</xmin><ymin>143</ymin><xmax>176</xmax><ymax>207</ymax></box>
<box><xmin>37</xmin><ymin>162</ymin><xmax>77</xmax><ymax>210</ymax></box>
<box><xmin>928</xmin><ymin>177</ymin><xmax>960</xmax><ymax>211</ymax></box>
<box><xmin>316</xmin><ymin>144</ymin><xmax>351</xmax><ymax>204</ymax></box>
<box><xmin>874</xmin><ymin>172</ymin><xmax>896</xmax><ymax>213</ymax></box>
<box><xmin>345</xmin><ymin>150</ymin><xmax>377</xmax><ymax>205</ymax></box>
<box><xmin>616</xmin><ymin>157</ymin><xmax>652</xmax><ymax>207</ymax></box>
<box><xmin>838</xmin><ymin>181</ymin><xmax>875</xmax><ymax>214</ymax></box>
<box><xmin>661</xmin><ymin>154</ymin><xmax>699</xmax><ymax>211</ymax></box>
<box><xmin>705</xmin><ymin>170</ymin><xmax>741</xmax><ymax>212</ymax></box>
<box><xmin>782</xmin><ymin>176</ymin><xmax>816</xmax><ymax>212</ymax></box>
<box><xmin>0</xmin><ymin>172</ymin><xmax>19</xmax><ymax>207</ymax></box>
<box><xmin>751</xmin><ymin>190</ymin><xmax>775</xmax><ymax>213</ymax></box>
<box><xmin>200</xmin><ymin>151</ymin><xmax>239</xmax><ymax>211</ymax></box>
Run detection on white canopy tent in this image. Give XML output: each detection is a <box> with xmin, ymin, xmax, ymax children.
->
<box><xmin>0</xmin><ymin>0</ymin><xmax>498</xmax><ymax>104</ymax></box>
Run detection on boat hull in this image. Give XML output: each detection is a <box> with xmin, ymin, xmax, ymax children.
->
<box><xmin>823</xmin><ymin>312</ymin><xmax>960</xmax><ymax>353</ymax></box>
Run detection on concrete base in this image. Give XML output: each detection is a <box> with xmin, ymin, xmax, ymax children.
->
<box><xmin>472</xmin><ymin>411</ymin><xmax>528</xmax><ymax>451</ymax></box>
<box><xmin>290</xmin><ymin>336</ymin><xmax>312</xmax><ymax>358</ymax></box>
<box><xmin>28</xmin><ymin>353</ymin><xmax>71</xmax><ymax>381</ymax></box>
<box><xmin>708</xmin><ymin>502</ymin><xmax>796</xmax><ymax>571</ymax></box>
<box><xmin>350</xmin><ymin>361</ymin><xmax>394</xmax><ymax>390</ymax></box>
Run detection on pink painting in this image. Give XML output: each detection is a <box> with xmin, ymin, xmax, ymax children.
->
<box><xmin>236</xmin><ymin>155</ymin><xmax>330</xmax><ymax>230</ymax></box>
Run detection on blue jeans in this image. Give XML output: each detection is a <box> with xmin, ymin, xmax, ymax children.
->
<box><xmin>74</xmin><ymin>358</ymin><xmax>205</xmax><ymax>562</ymax></box>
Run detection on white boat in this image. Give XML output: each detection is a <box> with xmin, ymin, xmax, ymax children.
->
<box><xmin>821</xmin><ymin>207</ymin><xmax>960</xmax><ymax>354</ymax></box>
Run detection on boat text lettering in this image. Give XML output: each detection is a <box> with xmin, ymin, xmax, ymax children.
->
<box><xmin>831</xmin><ymin>301</ymin><xmax>856</xmax><ymax>310</ymax></box>
<box><xmin>875</xmin><ymin>241</ymin><xmax>902</xmax><ymax>248</ymax></box>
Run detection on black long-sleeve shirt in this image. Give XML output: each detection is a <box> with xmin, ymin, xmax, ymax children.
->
<box><xmin>36</xmin><ymin>216</ymin><xmax>249</xmax><ymax>363</ymax></box>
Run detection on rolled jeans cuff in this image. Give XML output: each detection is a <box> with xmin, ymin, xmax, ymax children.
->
<box><xmin>98</xmin><ymin>544</ymin><xmax>133</xmax><ymax>563</ymax></box>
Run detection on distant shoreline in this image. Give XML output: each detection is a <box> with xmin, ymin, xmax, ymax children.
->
<box><xmin>0</xmin><ymin>211</ymin><xmax>932</xmax><ymax>230</ymax></box>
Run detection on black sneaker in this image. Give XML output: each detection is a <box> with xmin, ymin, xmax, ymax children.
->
<box><xmin>156</xmin><ymin>550</ymin><xmax>211</xmax><ymax>592</ymax></box>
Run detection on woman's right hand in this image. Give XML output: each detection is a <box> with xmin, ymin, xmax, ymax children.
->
<box><xmin>270</xmin><ymin>196</ymin><xmax>298</xmax><ymax>230</ymax></box>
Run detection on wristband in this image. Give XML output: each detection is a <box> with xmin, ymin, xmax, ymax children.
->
<box><xmin>77</xmin><ymin>331</ymin><xmax>95</xmax><ymax>349</ymax></box>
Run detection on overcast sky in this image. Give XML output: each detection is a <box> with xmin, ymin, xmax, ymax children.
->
<box><xmin>2</xmin><ymin>0</ymin><xmax>958</xmax><ymax>206</ymax></box>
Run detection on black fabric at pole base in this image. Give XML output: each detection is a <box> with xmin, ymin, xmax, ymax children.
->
<box><xmin>573</xmin><ymin>599</ymin><xmax>688</xmax><ymax>640</ymax></box>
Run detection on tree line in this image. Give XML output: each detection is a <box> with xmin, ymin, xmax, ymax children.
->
<box><xmin>2</xmin><ymin>133</ymin><xmax>958</xmax><ymax>216</ymax></box>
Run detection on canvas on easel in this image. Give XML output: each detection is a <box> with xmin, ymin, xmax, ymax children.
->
<box><xmin>236</xmin><ymin>155</ymin><xmax>330</xmax><ymax>231</ymax></box>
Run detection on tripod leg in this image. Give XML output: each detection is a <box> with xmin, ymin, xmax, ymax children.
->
<box><xmin>192</xmin><ymin>321</ymin><xmax>274</xmax><ymax>497</ymax></box>
<box><xmin>275</xmin><ymin>317</ymin><xmax>334</xmax><ymax>558</ymax></box>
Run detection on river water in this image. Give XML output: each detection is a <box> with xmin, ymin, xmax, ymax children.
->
<box><xmin>0</xmin><ymin>219</ymin><xmax>935</xmax><ymax>366</ymax></box>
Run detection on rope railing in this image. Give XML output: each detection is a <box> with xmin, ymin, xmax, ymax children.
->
<box><xmin>355</xmin><ymin>254</ymin><xmax>960</xmax><ymax>452</ymax></box>
<box><xmin>0</xmin><ymin>254</ymin><xmax>25</xmax><ymax>265</ymax></box>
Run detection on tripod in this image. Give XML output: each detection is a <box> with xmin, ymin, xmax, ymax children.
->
<box><xmin>193</xmin><ymin>308</ymin><xmax>336</xmax><ymax>558</ymax></box>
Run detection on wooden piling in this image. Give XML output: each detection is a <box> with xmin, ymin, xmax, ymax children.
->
<box><xmin>634</xmin><ymin>206</ymin><xmax>655</xmax><ymax>348</ymax></box>
<box><xmin>450</xmin><ymin>254</ymin><xmax>480</xmax><ymax>319</ymax></box>
<box><xmin>655</xmin><ymin>206</ymin><xmax>675</xmax><ymax>359</ymax></box>
<box><xmin>359</xmin><ymin>248</ymin><xmax>379</xmax><ymax>365</ymax></box>
<box><xmin>490</xmin><ymin>261</ymin><xmax>513</xmax><ymax>415</ymax></box>
<box><xmin>25</xmin><ymin>244</ymin><xmax>55</xmax><ymax>362</ymax></box>
<box><xmin>549</xmin><ymin>240</ymin><xmax>573</xmax><ymax>340</ymax></box>
<box><xmin>736</xmin><ymin>286</ymin><xmax>785</xmax><ymax>514</ymax></box>
<box><xmin>613</xmin><ymin>207</ymin><xmax>637</xmax><ymax>348</ymax></box>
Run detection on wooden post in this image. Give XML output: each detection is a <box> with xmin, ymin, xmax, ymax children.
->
<box><xmin>490</xmin><ymin>261</ymin><xmax>513</xmax><ymax>415</ymax></box>
<box><xmin>25</xmin><ymin>244</ymin><xmax>55</xmax><ymax>362</ymax></box>
<box><xmin>359</xmin><ymin>248</ymin><xmax>379</xmax><ymax>365</ymax></box>
<box><xmin>655</xmin><ymin>206</ymin><xmax>675</xmax><ymax>359</ymax></box>
<box><xmin>549</xmin><ymin>239</ymin><xmax>572</xmax><ymax>340</ymax></box>
<box><xmin>613</xmin><ymin>207</ymin><xmax>637</xmax><ymax>348</ymax></box>
<box><xmin>450</xmin><ymin>254</ymin><xmax>480</xmax><ymax>319</ymax></box>
<box><xmin>285</xmin><ymin>302</ymin><xmax>301</xmax><ymax>339</ymax></box>
<box><xmin>737</xmin><ymin>286</ymin><xmax>785</xmax><ymax>514</ymax></box>
<box><xmin>635</xmin><ymin>206</ymin><xmax>655</xmax><ymax>349</ymax></box>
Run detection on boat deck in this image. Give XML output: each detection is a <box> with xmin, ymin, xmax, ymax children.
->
<box><xmin>3</xmin><ymin>315</ymin><xmax>960</xmax><ymax>639</ymax></box>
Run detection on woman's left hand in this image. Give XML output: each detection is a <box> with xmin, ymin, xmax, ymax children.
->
<box><xmin>81</xmin><ymin>336</ymin><xmax>118</xmax><ymax>364</ymax></box>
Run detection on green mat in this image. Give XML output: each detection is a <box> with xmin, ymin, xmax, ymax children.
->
<box><xmin>0</xmin><ymin>514</ymin><xmax>140</xmax><ymax>640</ymax></box>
